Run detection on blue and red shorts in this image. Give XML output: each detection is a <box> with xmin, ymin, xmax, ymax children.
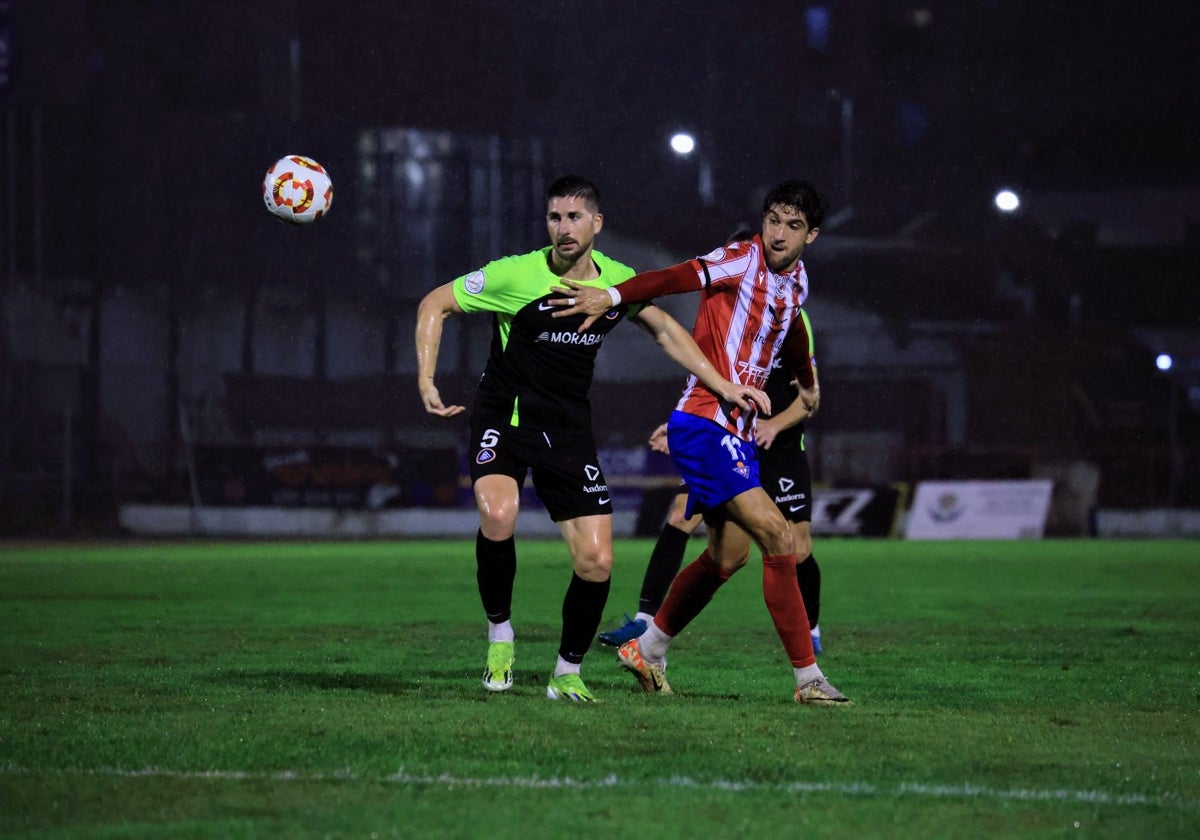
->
<box><xmin>666</xmin><ymin>410</ymin><xmax>760</xmax><ymax>518</ymax></box>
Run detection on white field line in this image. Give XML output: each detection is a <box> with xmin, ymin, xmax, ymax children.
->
<box><xmin>1</xmin><ymin>763</ymin><xmax>1193</xmax><ymax>811</ymax></box>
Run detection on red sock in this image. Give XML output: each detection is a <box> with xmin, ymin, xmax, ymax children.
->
<box><xmin>653</xmin><ymin>550</ymin><xmax>732</xmax><ymax>637</ymax></box>
<box><xmin>762</xmin><ymin>553</ymin><xmax>815</xmax><ymax>667</ymax></box>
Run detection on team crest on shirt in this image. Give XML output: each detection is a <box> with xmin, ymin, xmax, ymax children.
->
<box><xmin>464</xmin><ymin>270</ymin><xmax>485</xmax><ymax>295</ymax></box>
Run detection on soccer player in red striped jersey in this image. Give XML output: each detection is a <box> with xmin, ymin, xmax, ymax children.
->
<box><xmin>551</xmin><ymin>180</ymin><xmax>850</xmax><ymax>705</ymax></box>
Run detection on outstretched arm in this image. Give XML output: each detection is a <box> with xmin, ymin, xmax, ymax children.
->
<box><xmin>630</xmin><ymin>306</ymin><xmax>771</xmax><ymax>416</ymax></box>
<box><xmin>415</xmin><ymin>283</ymin><xmax>467</xmax><ymax>418</ymax></box>
<box><xmin>549</xmin><ymin>262</ymin><xmax>702</xmax><ymax>331</ymax></box>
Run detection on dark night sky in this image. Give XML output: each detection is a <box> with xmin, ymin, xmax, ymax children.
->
<box><xmin>11</xmin><ymin>0</ymin><xmax>1200</xmax><ymax>258</ymax></box>
<box><xmin>52</xmin><ymin>0</ymin><xmax>1197</xmax><ymax>193</ymax></box>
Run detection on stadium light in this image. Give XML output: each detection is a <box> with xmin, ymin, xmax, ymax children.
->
<box><xmin>669</xmin><ymin>132</ymin><xmax>696</xmax><ymax>156</ymax></box>
<box><xmin>1156</xmin><ymin>353</ymin><xmax>1174</xmax><ymax>372</ymax></box>
<box><xmin>993</xmin><ymin>188</ymin><xmax>1020</xmax><ymax>213</ymax></box>
<box><xmin>667</xmin><ymin>131</ymin><xmax>713</xmax><ymax>207</ymax></box>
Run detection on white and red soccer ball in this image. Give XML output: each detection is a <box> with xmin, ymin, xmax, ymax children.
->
<box><xmin>262</xmin><ymin>155</ymin><xmax>333</xmax><ymax>224</ymax></box>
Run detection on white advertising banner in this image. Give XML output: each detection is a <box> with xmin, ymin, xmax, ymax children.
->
<box><xmin>904</xmin><ymin>479</ymin><xmax>1054</xmax><ymax>540</ymax></box>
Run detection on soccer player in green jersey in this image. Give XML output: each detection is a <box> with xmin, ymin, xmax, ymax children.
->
<box><xmin>415</xmin><ymin>175</ymin><xmax>768</xmax><ymax>701</ymax></box>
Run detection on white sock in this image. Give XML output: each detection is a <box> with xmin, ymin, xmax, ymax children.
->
<box><xmin>638</xmin><ymin>621</ymin><xmax>671</xmax><ymax>664</ymax></box>
<box><xmin>634</xmin><ymin>611</ymin><xmax>655</xmax><ymax>626</ymax></box>
<box><xmin>811</xmin><ymin>623</ymin><xmax>821</xmax><ymax>639</ymax></box>
<box><xmin>553</xmin><ymin>656</ymin><xmax>580</xmax><ymax>677</ymax></box>
<box><xmin>795</xmin><ymin>663</ymin><xmax>822</xmax><ymax>685</ymax></box>
<box><xmin>488</xmin><ymin>620</ymin><xmax>514</xmax><ymax>643</ymax></box>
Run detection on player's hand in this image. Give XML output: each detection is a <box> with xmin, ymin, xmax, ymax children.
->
<box><xmin>756</xmin><ymin>416</ymin><xmax>782</xmax><ymax>450</ymax></box>
<box><xmin>648</xmin><ymin>422</ymin><xmax>670</xmax><ymax>454</ymax></box>
<box><xmin>716</xmin><ymin>382</ymin><xmax>770</xmax><ymax>416</ymax></box>
<box><xmin>548</xmin><ymin>278</ymin><xmax>610</xmax><ymax>332</ymax></box>
<box><xmin>419</xmin><ymin>381</ymin><xmax>466</xmax><ymax>418</ymax></box>
<box><xmin>798</xmin><ymin>383</ymin><xmax>820</xmax><ymax>416</ymax></box>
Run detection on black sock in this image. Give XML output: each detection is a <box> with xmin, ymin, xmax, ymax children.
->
<box><xmin>476</xmin><ymin>530</ymin><xmax>516</xmax><ymax>624</ymax></box>
<box><xmin>796</xmin><ymin>553</ymin><xmax>821</xmax><ymax>629</ymax></box>
<box><xmin>559</xmin><ymin>573</ymin><xmax>611</xmax><ymax>664</ymax></box>
<box><xmin>639</xmin><ymin>524</ymin><xmax>690</xmax><ymax>615</ymax></box>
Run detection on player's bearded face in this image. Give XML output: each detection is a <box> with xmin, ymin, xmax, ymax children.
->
<box><xmin>761</xmin><ymin>204</ymin><xmax>819</xmax><ymax>273</ymax></box>
<box><xmin>546</xmin><ymin>196</ymin><xmax>602</xmax><ymax>262</ymax></box>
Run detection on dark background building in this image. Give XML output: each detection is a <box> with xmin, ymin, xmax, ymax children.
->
<box><xmin>1</xmin><ymin>0</ymin><xmax>1197</xmax><ymax>533</ymax></box>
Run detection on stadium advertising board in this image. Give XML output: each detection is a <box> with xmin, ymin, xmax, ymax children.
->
<box><xmin>904</xmin><ymin>479</ymin><xmax>1054</xmax><ymax>539</ymax></box>
<box><xmin>810</xmin><ymin>486</ymin><xmax>905</xmax><ymax>537</ymax></box>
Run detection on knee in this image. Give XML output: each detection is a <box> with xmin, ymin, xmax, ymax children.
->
<box><xmin>573</xmin><ymin>547</ymin><xmax>613</xmax><ymax>582</ymax></box>
<box><xmin>477</xmin><ymin>503</ymin><xmax>518</xmax><ymax>541</ymax></box>
<box><xmin>793</xmin><ymin>530</ymin><xmax>812</xmax><ymax>559</ymax></box>
<box><xmin>665</xmin><ymin>506</ymin><xmax>692</xmax><ymax>530</ymax></box>
<box><xmin>711</xmin><ymin>546</ymin><xmax>751</xmax><ymax>574</ymax></box>
<box><xmin>665</xmin><ymin>495</ymin><xmax>697</xmax><ymax>532</ymax></box>
<box><xmin>757</xmin><ymin>515</ymin><xmax>794</xmax><ymax>556</ymax></box>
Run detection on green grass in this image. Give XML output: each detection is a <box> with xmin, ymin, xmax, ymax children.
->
<box><xmin>1</xmin><ymin>538</ymin><xmax>1198</xmax><ymax>838</ymax></box>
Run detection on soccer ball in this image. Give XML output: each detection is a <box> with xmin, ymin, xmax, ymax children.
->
<box><xmin>262</xmin><ymin>155</ymin><xmax>333</xmax><ymax>224</ymax></box>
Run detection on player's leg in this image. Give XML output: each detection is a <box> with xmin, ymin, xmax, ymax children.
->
<box><xmin>791</xmin><ymin>521</ymin><xmax>823</xmax><ymax>653</ymax></box>
<box><xmin>724</xmin><ymin>489</ymin><xmax>849</xmax><ymax>704</ymax></box>
<box><xmin>473</xmin><ymin>473</ymin><xmax>521</xmax><ymax>692</ymax></box>
<box><xmin>643</xmin><ymin>491</ymin><xmax>703</xmax><ymax>614</ymax></box>
<box><xmin>599</xmin><ymin>487</ymin><xmax>700</xmax><ymax>646</ymax></box>
<box><xmin>721</xmin><ymin>486</ymin><xmax>814</xmax><ymax>665</ymax></box>
<box><xmin>536</xmin><ymin>432</ymin><xmax>614</xmax><ymax>701</ymax></box>
<box><xmin>763</xmin><ymin>448</ymin><xmax>824</xmax><ymax>653</ymax></box>
<box><xmin>618</xmin><ymin>411</ymin><xmax>756</xmax><ymax>693</ymax></box>
<box><xmin>548</xmin><ymin>513</ymin><xmax>614</xmax><ymax>701</ymax></box>
<box><xmin>620</xmin><ymin>510</ymin><xmax>751</xmax><ymax>693</ymax></box>
<box><xmin>469</xmin><ymin>423</ymin><xmax>524</xmax><ymax>693</ymax></box>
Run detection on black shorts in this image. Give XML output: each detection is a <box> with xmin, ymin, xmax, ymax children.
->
<box><xmin>468</xmin><ymin>420</ymin><xmax>612</xmax><ymax>522</ymax></box>
<box><xmin>758</xmin><ymin>442</ymin><xmax>812</xmax><ymax>524</ymax></box>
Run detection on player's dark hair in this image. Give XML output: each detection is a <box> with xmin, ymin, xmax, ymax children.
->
<box><xmin>762</xmin><ymin>180</ymin><xmax>828</xmax><ymax>229</ymax></box>
<box><xmin>547</xmin><ymin>175</ymin><xmax>601</xmax><ymax>211</ymax></box>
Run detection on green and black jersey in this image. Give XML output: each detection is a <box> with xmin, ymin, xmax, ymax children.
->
<box><xmin>451</xmin><ymin>247</ymin><xmax>642</xmax><ymax>433</ymax></box>
<box><xmin>762</xmin><ymin>308</ymin><xmax>816</xmax><ymax>455</ymax></box>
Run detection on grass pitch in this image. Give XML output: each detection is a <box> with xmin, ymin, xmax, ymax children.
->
<box><xmin>1</xmin><ymin>537</ymin><xmax>1198</xmax><ymax>838</ymax></box>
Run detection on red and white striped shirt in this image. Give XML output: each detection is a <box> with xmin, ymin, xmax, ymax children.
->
<box><xmin>613</xmin><ymin>234</ymin><xmax>811</xmax><ymax>440</ymax></box>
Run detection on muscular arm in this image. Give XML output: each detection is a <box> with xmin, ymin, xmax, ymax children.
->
<box><xmin>414</xmin><ymin>283</ymin><xmax>467</xmax><ymax>417</ymax></box>
<box><xmin>549</xmin><ymin>262</ymin><xmax>702</xmax><ymax>330</ymax></box>
<box><xmin>631</xmin><ymin>305</ymin><xmax>771</xmax><ymax>416</ymax></box>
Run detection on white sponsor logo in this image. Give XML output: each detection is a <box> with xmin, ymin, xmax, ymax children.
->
<box><xmin>778</xmin><ymin>477</ymin><xmax>794</xmax><ymax>492</ymax></box>
<box><xmin>582</xmin><ymin>483</ymin><xmax>609</xmax><ymax>494</ymax></box>
<box><xmin>464</xmin><ymin>270</ymin><xmax>485</xmax><ymax>295</ymax></box>
<box><xmin>789</xmin><ymin>503</ymin><xmax>807</xmax><ymax>513</ymax></box>
<box><xmin>536</xmin><ymin>331</ymin><xmax>604</xmax><ymax>346</ymax></box>
<box><xmin>537</xmin><ymin>301</ymin><xmax>556</xmax><ymax>310</ymax></box>
<box><xmin>584</xmin><ymin>465</ymin><xmax>601</xmax><ymax>481</ymax></box>
<box><xmin>598</xmin><ymin>497</ymin><xmax>610</xmax><ymax>505</ymax></box>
